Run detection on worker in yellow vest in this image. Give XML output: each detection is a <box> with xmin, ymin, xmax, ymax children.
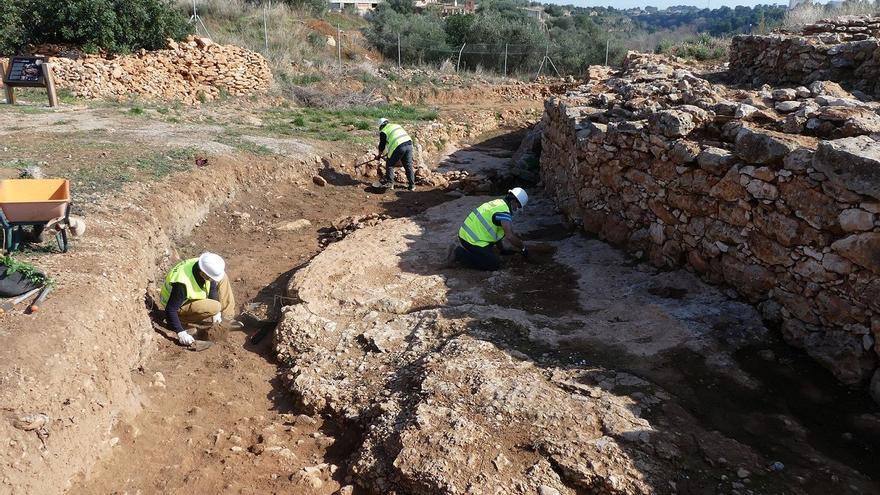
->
<box><xmin>375</xmin><ymin>118</ymin><xmax>415</xmax><ymax>191</ymax></box>
<box><xmin>160</xmin><ymin>252</ymin><xmax>239</xmax><ymax>347</ymax></box>
<box><xmin>447</xmin><ymin>188</ymin><xmax>529</xmax><ymax>271</ymax></box>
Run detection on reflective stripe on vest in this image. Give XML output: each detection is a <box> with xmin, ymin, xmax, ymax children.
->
<box><xmin>381</xmin><ymin>123</ymin><xmax>412</xmax><ymax>157</ymax></box>
<box><xmin>458</xmin><ymin>199</ymin><xmax>510</xmax><ymax>247</ymax></box>
<box><xmin>160</xmin><ymin>258</ymin><xmax>211</xmax><ymax>305</ymax></box>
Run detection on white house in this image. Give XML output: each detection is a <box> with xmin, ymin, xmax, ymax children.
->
<box><xmin>328</xmin><ymin>0</ymin><xmax>379</xmax><ymax>15</ymax></box>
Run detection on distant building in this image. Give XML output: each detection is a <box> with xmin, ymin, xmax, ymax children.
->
<box><xmin>520</xmin><ymin>6</ymin><xmax>545</xmax><ymax>21</ymax></box>
<box><xmin>328</xmin><ymin>0</ymin><xmax>379</xmax><ymax>15</ymax></box>
<box><xmin>438</xmin><ymin>0</ymin><xmax>476</xmax><ymax>17</ymax></box>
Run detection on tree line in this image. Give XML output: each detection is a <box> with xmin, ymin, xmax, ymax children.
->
<box><xmin>365</xmin><ymin>0</ymin><xmax>790</xmax><ymax>76</ymax></box>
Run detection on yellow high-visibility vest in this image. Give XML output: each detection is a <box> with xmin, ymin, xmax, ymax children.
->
<box><xmin>458</xmin><ymin>199</ymin><xmax>510</xmax><ymax>247</ymax></box>
<box><xmin>160</xmin><ymin>258</ymin><xmax>210</xmax><ymax>305</ymax></box>
<box><xmin>381</xmin><ymin>123</ymin><xmax>412</xmax><ymax>156</ymax></box>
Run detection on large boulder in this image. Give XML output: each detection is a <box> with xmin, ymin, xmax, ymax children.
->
<box><xmin>734</xmin><ymin>127</ymin><xmax>800</xmax><ymax>165</ymax></box>
<box><xmin>813</xmin><ymin>136</ymin><xmax>880</xmax><ymax>201</ymax></box>
<box><xmin>831</xmin><ymin>232</ymin><xmax>880</xmax><ymax>273</ymax></box>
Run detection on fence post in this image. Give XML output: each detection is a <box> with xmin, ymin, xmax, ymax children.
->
<box><xmin>605</xmin><ymin>38</ymin><xmax>610</xmax><ymax>66</ymax></box>
<box><xmin>337</xmin><ymin>24</ymin><xmax>342</xmax><ymax>70</ymax></box>
<box><xmin>503</xmin><ymin>43</ymin><xmax>508</xmax><ymax>78</ymax></box>
<box><xmin>456</xmin><ymin>43</ymin><xmax>466</xmax><ymax>72</ymax></box>
<box><xmin>263</xmin><ymin>1</ymin><xmax>270</xmax><ymax>55</ymax></box>
<box><xmin>398</xmin><ymin>33</ymin><xmax>401</xmax><ymax>69</ymax></box>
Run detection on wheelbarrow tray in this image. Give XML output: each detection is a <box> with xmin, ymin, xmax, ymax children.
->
<box><xmin>0</xmin><ymin>179</ymin><xmax>70</xmax><ymax>223</ymax></box>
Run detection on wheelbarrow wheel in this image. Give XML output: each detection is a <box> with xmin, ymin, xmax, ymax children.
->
<box><xmin>56</xmin><ymin>229</ymin><xmax>68</xmax><ymax>253</ymax></box>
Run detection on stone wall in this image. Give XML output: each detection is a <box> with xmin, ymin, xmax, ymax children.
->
<box><xmin>540</xmin><ymin>53</ymin><xmax>880</xmax><ymax>397</ymax></box>
<box><xmin>41</xmin><ymin>36</ymin><xmax>272</xmax><ymax>105</ymax></box>
<box><xmin>730</xmin><ymin>17</ymin><xmax>880</xmax><ymax>97</ymax></box>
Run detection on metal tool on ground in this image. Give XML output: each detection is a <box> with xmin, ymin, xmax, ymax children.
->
<box><xmin>353</xmin><ymin>155</ymin><xmax>381</xmax><ymax>168</ymax></box>
<box><xmin>0</xmin><ymin>287</ymin><xmax>41</xmax><ymax>314</ymax></box>
<box><xmin>26</xmin><ymin>285</ymin><xmax>51</xmax><ymax>314</ymax></box>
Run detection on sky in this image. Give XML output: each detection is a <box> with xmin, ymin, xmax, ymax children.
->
<box><xmin>555</xmin><ymin>1</ymin><xmax>789</xmax><ymax>8</ymax></box>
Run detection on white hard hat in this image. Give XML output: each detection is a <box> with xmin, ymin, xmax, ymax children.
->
<box><xmin>377</xmin><ymin>118</ymin><xmax>388</xmax><ymax>128</ymax></box>
<box><xmin>509</xmin><ymin>187</ymin><xmax>528</xmax><ymax>208</ymax></box>
<box><xmin>197</xmin><ymin>252</ymin><xmax>226</xmax><ymax>282</ymax></box>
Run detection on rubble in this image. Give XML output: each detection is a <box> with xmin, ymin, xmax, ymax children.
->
<box><xmin>318</xmin><ymin>213</ymin><xmax>389</xmax><ymax>248</ymax></box>
<box><xmin>43</xmin><ymin>36</ymin><xmax>272</xmax><ymax>105</ymax></box>
<box><xmin>540</xmin><ymin>52</ymin><xmax>880</xmax><ymax>390</ymax></box>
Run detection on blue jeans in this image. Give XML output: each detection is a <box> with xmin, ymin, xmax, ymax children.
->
<box><xmin>454</xmin><ymin>238</ymin><xmax>500</xmax><ymax>271</ymax></box>
<box><xmin>386</xmin><ymin>142</ymin><xmax>415</xmax><ymax>186</ymax></box>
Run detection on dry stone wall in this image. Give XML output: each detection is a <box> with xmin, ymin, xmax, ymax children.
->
<box><xmin>40</xmin><ymin>36</ymin><xmax>272</xmax><ymax>105</ymax></box>
<box><xmin>540</xmin><ymin>53</ymin><xmax>880</xmax><ymax>396</ymax></box>
<box><xmin>730</xmin><ymin>16</ymin><xmax>880</xmax><ymax>97</ymax></box>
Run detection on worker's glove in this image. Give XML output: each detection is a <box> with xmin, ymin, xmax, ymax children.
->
<box><xmin>520</xmin><ymin>247</ymin><xmax>529</xmax><ymax>258</ymax></box>
<box><xmin>212</xmin><ymin>313</ymin><xmax>222</xmax><ymax>324</ymax></box>
<box><xmin>177</xmin><ymin>331</ymin><xmax>195</xmax><ymax>346</ymax></box>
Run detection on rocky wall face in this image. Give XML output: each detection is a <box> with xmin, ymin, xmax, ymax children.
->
<box><xmin>540</xmin><ymin>55</ymin><xmax>880</xmax><ymax>394</ymax></box>
<box><xmin>729</xmin><ymin>34</ymin><xmax>880</xmax><ymax>98</ymax></box>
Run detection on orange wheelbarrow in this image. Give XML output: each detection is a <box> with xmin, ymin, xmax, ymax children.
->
<box><xmin>0</xmin><ymin>179</ymin><xmax>71</xmax><ymax>253</ymax></box>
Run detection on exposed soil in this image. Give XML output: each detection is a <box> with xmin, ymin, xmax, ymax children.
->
<box><xmin>67</xmin><ymin>169</ymin><xmax>455</xmax><ymax>494</ymax></box>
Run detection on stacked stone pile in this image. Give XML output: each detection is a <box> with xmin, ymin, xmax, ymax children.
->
<box><xmin>802</xmin><ymin>15</ymin><xmax>880</xmax><ymax>41</ymax></box>
<box><xmin>44</xmin><ymin>36</ymin><xmax>272</xmax><ymax>104</ymax></box>
<box><xmin>730</xmin><ymin>18</ymin><xmax>880</xmax><ymax>96</ymax></box>
<box><xmin>541</xmin><ymin>54</ymin><xmax>880</xmax><ymax>399</ymax></box>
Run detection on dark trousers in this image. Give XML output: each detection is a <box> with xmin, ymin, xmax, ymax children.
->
<box><xmin>454</xmin><ymin>238</ymin><xmax>500</xmax><ymax>271</ymax></box>
<box><xmin>386</xmin><ymin>142</ymin><xmax>415</xmax><ymax>186</ymax></box>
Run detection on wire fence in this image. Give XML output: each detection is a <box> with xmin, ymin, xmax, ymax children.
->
<box><xmin>333</xmin><ymin>32</ymin><xmax>629</xmax><ymax>79</ymax></box>
<box><xmin>188</xmin><ymin>1</ymin><xmax>632</xmax><ymax>80</ymax></box>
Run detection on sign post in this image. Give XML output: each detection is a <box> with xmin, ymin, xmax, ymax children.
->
<box><xmin>3</xmin><ymin>56</ymin><xmax>59</xmax><ymax>108</ymax></box>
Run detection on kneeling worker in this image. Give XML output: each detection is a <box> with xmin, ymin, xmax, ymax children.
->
<box><xmin>376</xmin><ymin>118</ymin><xmax>415</xmax><ymax>191</ymax></box>
<box><xmin>160</xmin><ymin>252</ymin><xmax>238</xmax><ymax>346</ymax></box>
<box><xmin>449</xmin><ymin>188</ymin><xmax>529</xmax><ymax>271</ymax></box>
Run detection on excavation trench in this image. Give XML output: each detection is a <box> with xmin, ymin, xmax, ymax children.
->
<box><xmin>272</xmin><ymin>133</ymin><xmax>880</xmax><ymax>493</ymax></box>
<box><xmin>58</xmin><ymin>127</ymin><xmax>879</xmax><ymax>494</ymax></box>
<box><xmin>63</xmin><ymin>129</ymin><xmax>518</xmax><ymax>494</ymax></box>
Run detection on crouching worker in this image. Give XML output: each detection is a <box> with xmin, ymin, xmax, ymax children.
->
<box><xmin>448</xmin><ymin>188</ymin><xmax>529</xmax><ymax>271</ymax></box>
<box><xmin>160</xmin><ymin>252</ymin><xmax>239</xmax><ymax>347</ymax></box>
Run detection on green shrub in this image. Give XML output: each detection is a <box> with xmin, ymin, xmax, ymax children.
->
<box><xmin>0</xmin><ymin>2</ymin><xmax>26</xmax><ymax>55</ymax></box>
<box><xmin>307</xmin><ymin>32</ymin><xmax>327</xmax><ymax>48</ymax></box>
<box><xmin>3</xmin><ymin>0</ymin><xmax>190</xmax><ymax>54</ymax></box>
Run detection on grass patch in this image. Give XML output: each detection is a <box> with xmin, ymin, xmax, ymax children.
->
<box><xmin>52</xmin><ymin>119</ymin><xmax>75</xmax><ymax>125</ymax></box>
<box><xmin>261</xmin><ymin>104</ymin><xmax>437</xmax><ymax>144</ymax></box>
<box><xmin>128</xmin><ymin>106</ymin><xmax>145</xmax><ymax>116</ymax></box>
<box><xmin>0</xmin><ymin>158</ymin><xmax>39</xmax><ymax>169</ymax></box>
<box><xmin>288</xmin><ymin>73</ymin><xmax>324</xmax><ymax>85</ymax></box>
<box><xmin>72</xmin><ymin>147</ymin><xmax>197</xmax><ymax>194</ymax></box>
<box><xmin>57</xmin><ymin>89</ymin><xmax>78</xmax><ymax>105</ymax></box>
<box><xmin>227</xmin><ymin>136</ymin><xmax>275</xmax><ymax>156</ymax></box>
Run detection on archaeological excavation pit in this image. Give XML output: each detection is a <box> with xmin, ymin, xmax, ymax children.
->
<box><xmin>5</xmin><ymin>24</ymin><xmax>880</xmax><ymax>495</ymax></box>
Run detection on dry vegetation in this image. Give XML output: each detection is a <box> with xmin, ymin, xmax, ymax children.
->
<box><xmin>784</xmin><ymin>1</ymin><xmax>880</xmax><ymax>29</ymax></box>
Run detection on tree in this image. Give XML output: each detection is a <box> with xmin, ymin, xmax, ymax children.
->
<box><xmin>13</xmin><ymin>0</ymin><xmax>190</xmax><ymax>54</ymax></box>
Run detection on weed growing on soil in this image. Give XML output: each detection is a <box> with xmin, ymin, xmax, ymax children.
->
<box><xmin>72</xmin><ymin>147</ymin><xmax>197</xmax><ymax>194</ymax></box>
<box><xmin>0</xmin><ymin>256</ymin><xmax>55</xmax><ymax>287</ymax></box>
<box><xmin>227</xmin><ymin>137</ymin><xmax>275</xmax><ymax>156</ymax></box>
<box><xmin>288</xmin><ymin>74</ymin><xmax>324</xmax><ymax>85</ymax></box>
<box><xmin>263</xmin><ymin>103</ymin><xmax>437</xmax><ymax>142</ymax></box>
